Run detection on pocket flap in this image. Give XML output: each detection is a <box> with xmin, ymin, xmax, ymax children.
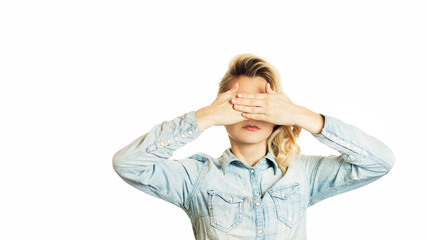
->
<box><xmin>268</xmin><ymin>183</ymin><xmax>300</xmax><ymax>200</ymax></box>
<box><xmin>207</xmin><ymin>190</ymin><xmax>244</xmax><ymax>203</ymax></box>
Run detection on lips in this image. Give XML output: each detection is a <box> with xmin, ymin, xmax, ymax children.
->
<box><xmin>243</xmin><ymin>124</ymin><xmax>261</xmax><ymax>131</ymax></box>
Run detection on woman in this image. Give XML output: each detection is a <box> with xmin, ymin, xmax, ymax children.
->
<box><xmin>112</xmin><ymin>54</ymin><xmax>395</xmax><ymax>239</ymax></box>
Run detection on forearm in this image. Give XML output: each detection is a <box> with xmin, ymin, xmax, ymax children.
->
<box><xmin>113</xmin><ymin>111</ymin><xmax>201</xmax><ymax>168</ymax></box>
<box><xmin>293</xmin><ymin>105</ymin><xmax>325</xmax><ymax>134</ymax></box>
<box><xmin>112</xmin><ymin>111</ymin><xmax>203</xmax><ymax>209</ymax></box>
<box><xmin>305</xmin><ymin>112</ymin><xmax>395</xmax><ymax>205</ymax></box>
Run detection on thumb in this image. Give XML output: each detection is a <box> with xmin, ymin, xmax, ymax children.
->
<box><xmin>232</xmin><ymin>82</ymin><xmax>239</xmax><ymax>93</ymax></box>
<box><xmin>265</xmin><ymin>83</ymin><xmax>272</xmax><ymax>93</ymax></box>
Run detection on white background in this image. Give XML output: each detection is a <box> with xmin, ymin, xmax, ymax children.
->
<box><xmin>1</xmin><ymin>0</ymin><xmax>426</xmax><ymax>239</ymax></box>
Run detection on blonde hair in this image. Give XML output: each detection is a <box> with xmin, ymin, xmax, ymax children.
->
<box><xmin>218</xmin><ymin>53</ymin><xmax>301</xmax><ymax>175</ymax></box>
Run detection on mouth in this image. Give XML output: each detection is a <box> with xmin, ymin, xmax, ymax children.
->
<box><xmin>243</xmin><ymin>124</ymin><xmax>261</xmax><ymax>131</ymax></box>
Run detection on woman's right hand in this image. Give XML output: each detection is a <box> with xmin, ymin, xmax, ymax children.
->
<box><xmin>195</xmin><ymin>82</ymin><xmax>246</xmax><ymax>131</ymax></box>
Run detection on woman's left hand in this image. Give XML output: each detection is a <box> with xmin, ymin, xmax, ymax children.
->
<box><xmin>231</xmin><ymin>83</ymin><xmax>300</xmax><ymax>126</ymax></box>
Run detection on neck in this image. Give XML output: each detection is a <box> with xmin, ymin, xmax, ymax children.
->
<box><xmin>229</xmin><ymin>138</ymin><xmax>268</xmax><ymax>167</ymax></box>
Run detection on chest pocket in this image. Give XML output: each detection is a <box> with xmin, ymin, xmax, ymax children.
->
<box><xmin>268</xmin><ymin>183</ymin><xmax>301</xmax><ymax>229</ymax></box>
<box><xmin>207</xmin><ymin>190</ymin><xmax>245</xmax><ymax>233</ymax></box>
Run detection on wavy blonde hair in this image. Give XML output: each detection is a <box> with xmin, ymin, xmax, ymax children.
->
<box><xmin>218</xmin><ymin>53</ymin><xmax>301</xmax><ymax>175</ymax></box>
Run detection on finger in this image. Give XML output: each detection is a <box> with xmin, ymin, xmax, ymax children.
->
<box><xmin>232</xmin><ymin>97</ymin><xmax>265</xmax><ymax>107</ymax></box>
<box><xmin>241</xmin><ymin>112</ymin><xmax>268</xmax><ymax>121</ymax></box>
<box><xmin>237</xmin><ymin>93</ymin><xmax>267</xmax><ymax>99</ymax></box>
<box><xmin>233</xmin><ymin>104</ymin><xmax>264</xmax><ymax>114</ymax></box>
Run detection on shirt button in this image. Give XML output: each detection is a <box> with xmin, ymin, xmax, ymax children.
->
<box><xmin>250</xmin><ymin>169</ymin><xmax>254</xmax><ymax>173</ymax></box>
<box><xmin>181</xmin><ymin>134</ymin><xmax>186</xmax><ymax>138</ymax></box>
<box><xmin>255</xmin><ymin>193</ymin><xmax>260</xmax><ymax>196</ymax></box>
<box><xmin>258</xmin><ymin>229</ymin><xmax>263</xmax><ymax>234</ymax></box>
<box><xmin>188</xmin><ymin>130</ymin><xmax>193</xmax><ymax>135</ymax></box>
<box><xmin>174</xmin><ymin>137</ymin><xmax>179</xmax><ymax>141</ymax></box>
<box><xmin>256</xmin><ymin>202</ymin><xmax>260</xmax><ymax>206</ymax></box>
<box><xmin>167</xmin><ymin>139</ymin><xmax>172</xmax><ymax>144</ymax></box>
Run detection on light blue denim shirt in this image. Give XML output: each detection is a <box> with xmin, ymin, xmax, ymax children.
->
<box><xmin>112</xmin><ymin>111</ymin><xmax>395</xmax><ymax>240</ymax></box>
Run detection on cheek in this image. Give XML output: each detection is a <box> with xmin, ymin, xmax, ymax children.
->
<box><xmin>259</xmin><ymin>122</ymin><xmax>275</xmax><ymax>130</ymax></box>
<box><xmin>264</xmin><ymin>128</ymin><xmax>274</xmax><ymax>136</ymax></box>
<box><xmin>264</xmin><ymin>125</ymin><xmax>276</xmax><ymax>136</ymax></box>
<box><xmin>224</xmin><ymin>124</ymin><xmax>238</xmax><ymax>133</ymax></box>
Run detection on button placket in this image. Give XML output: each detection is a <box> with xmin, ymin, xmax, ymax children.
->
<box><xmin>248</xmin><ymin>168</ymin><xmax>264</xmax><ymax>238</ymax></box>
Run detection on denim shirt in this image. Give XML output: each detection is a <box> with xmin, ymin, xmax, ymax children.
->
<box><xmin>112</xmin><ymin>111</ymin><xmax>395</xmax><ymax>240</ymax></box>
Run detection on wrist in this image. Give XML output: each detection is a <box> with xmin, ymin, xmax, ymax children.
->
<box><xmin>195</xmin><ymin>106</ymin><xmax>216</xmax><ymax>132</ymax></box>
<box><xmin>293</xmin><ymin>105</ymin><xmax>325</xmax><ymax>134</ymax></box>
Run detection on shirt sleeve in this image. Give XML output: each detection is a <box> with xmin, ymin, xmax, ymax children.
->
<box><xmin>112</xmin><ymin>111</ymin><xmax>205</xmax><ymax>210</ymax></box>
<box><xmin>300</xmin><ymin>114</ymin><xmax>396</xmax><ymax>207</ymax></box>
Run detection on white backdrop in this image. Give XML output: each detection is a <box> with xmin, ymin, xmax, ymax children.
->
<box><xmin>1</xmin><ymin>0</ymin><xmax>426</xmax><ymax>239</ymax></box>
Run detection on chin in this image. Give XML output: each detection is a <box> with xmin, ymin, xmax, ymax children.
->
<box><xmin>228</xmin><ymin>133</ymin><xmax>270</xmax><ymax>145</ymax></box>
<box><xmin>225</xmin><ymin>124</ymin><xmax>273</xmax><ymax>145</ymax></box>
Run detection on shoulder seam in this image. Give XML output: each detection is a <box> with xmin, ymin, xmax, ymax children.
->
<box><xmin>183</xmin><ymin>154</ymin><xmax>210</xmax><ymax>210</ymax></box>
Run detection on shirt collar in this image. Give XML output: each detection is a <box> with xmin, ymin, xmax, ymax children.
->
<box><xmin>219</xmin><ymin>148</ymin><xmax>278</xmax><ymax>175</ymax></box>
